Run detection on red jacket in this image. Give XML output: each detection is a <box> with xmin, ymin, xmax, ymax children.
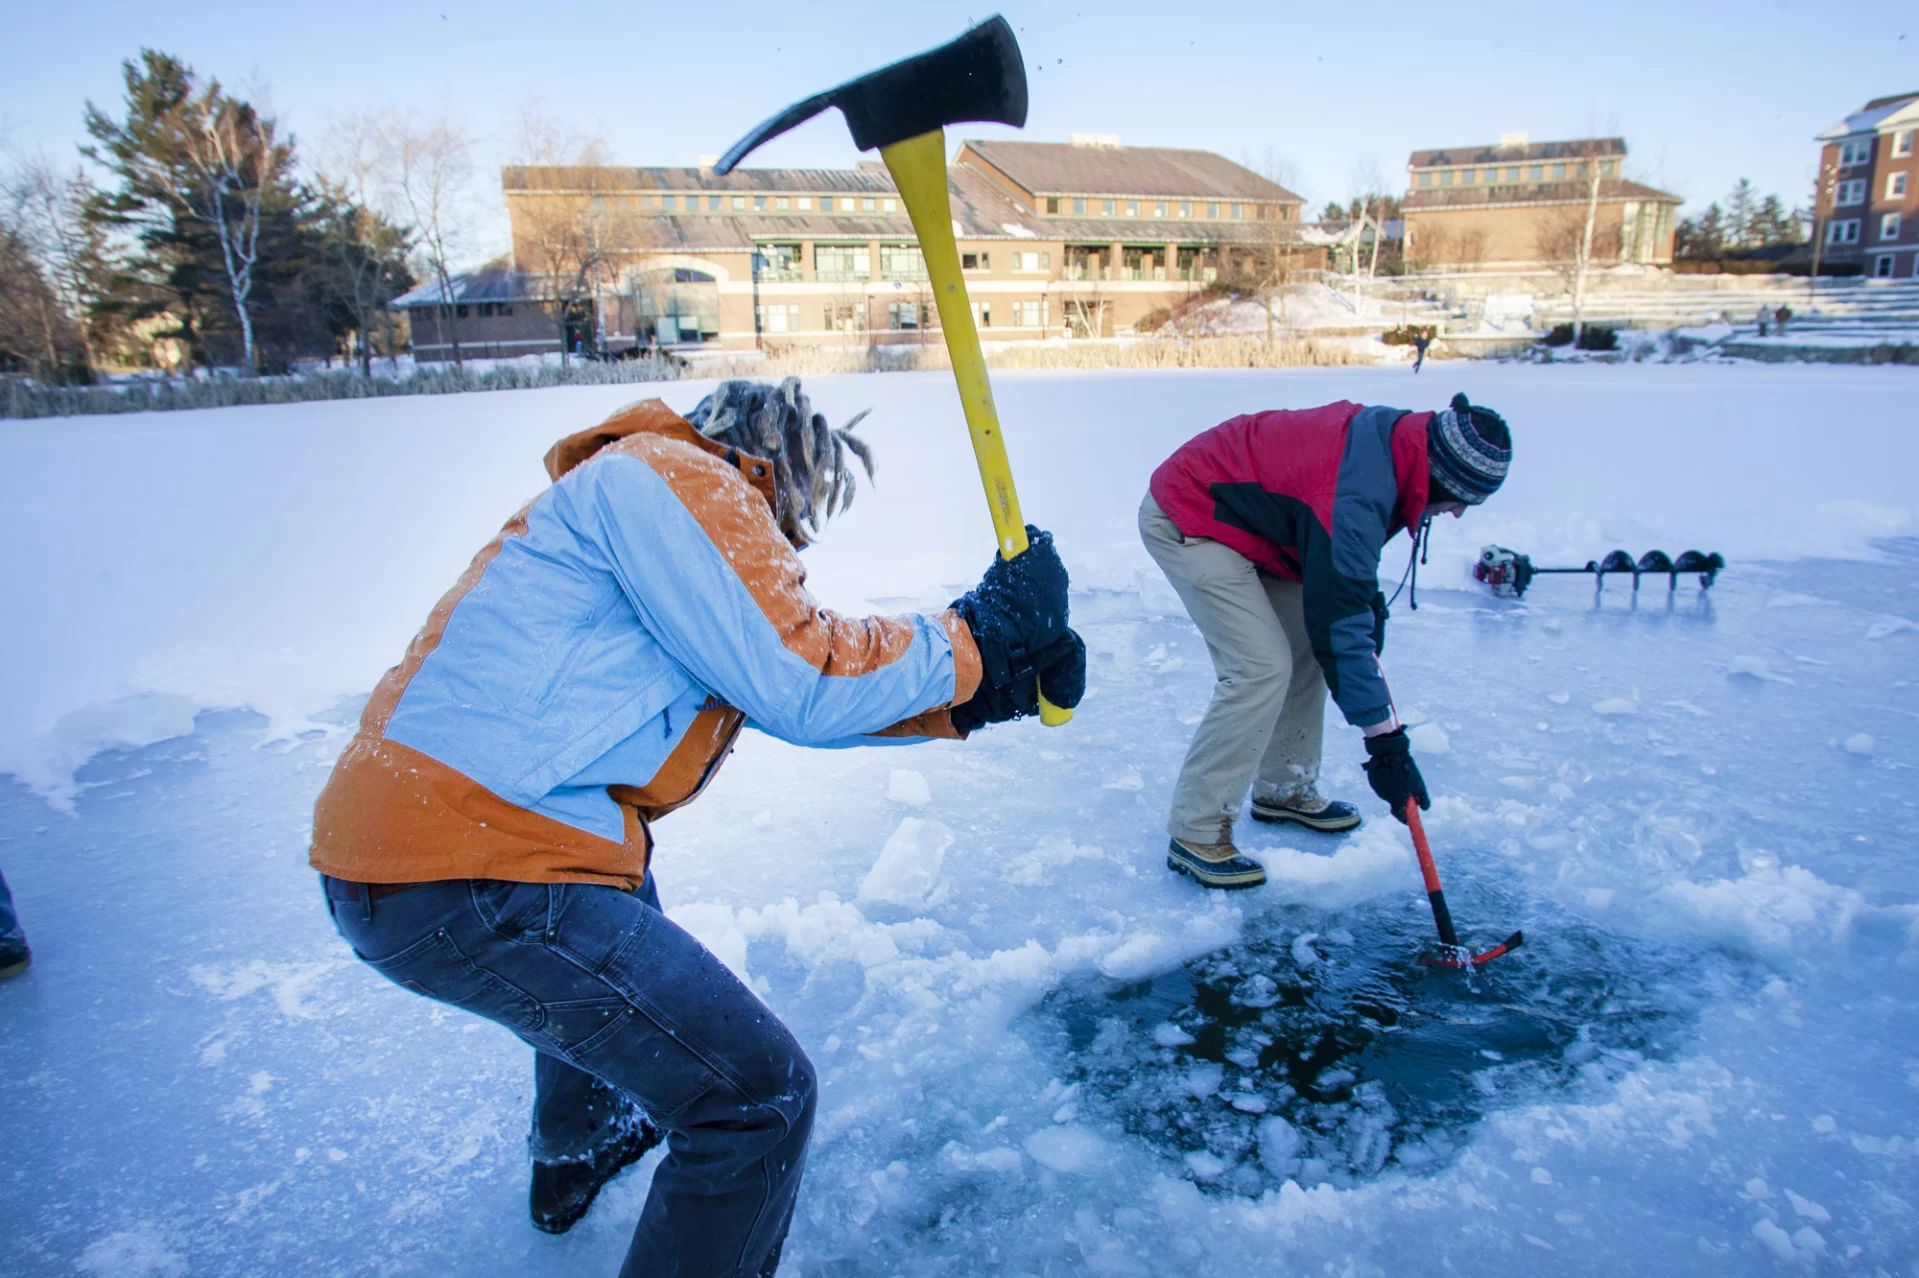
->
<box><xmin>1148</xmin><ymin>401</ymin><xmax>1430</xmax><ymax>727</ymax></box>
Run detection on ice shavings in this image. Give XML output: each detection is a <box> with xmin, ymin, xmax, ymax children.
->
<box><xmin>859</xmin><ymin>817</ymin><xmax>955</xmax><ymax>905</ymax></box>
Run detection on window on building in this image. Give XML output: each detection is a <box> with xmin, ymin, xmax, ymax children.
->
<box><xmin>1840</xmin><ymin>137</ymin><xmax>1872</xmax><ymax>166</ymax></box>
<box><xmin>731</xmin><ymin>195</ymin><xmax>746</xmax><ymax>210</ymax></box>
<box><xmin>1011</xmin><ymin>299</ymin><xmax>1050</xmax><ymax>328</ymax></box>
<box><xmin>1828</xmin><ymin>219</ymin><xmax>1861</xmax><ymax>245</ymax></box>
<box><xmin>1837</xmin><ymin>179</ymin><xmax>1867</xmax><ymax>206</ymax></box>
<box><xmin>455</xmin><ymin>304</ymin><xmax>468</xmax><ymax>319</ymax></box>
<box><xmin>1179</xmin><ymin>201</ymin><xmax>1192</xmax><ymax>217</ymax></box>
<box><xmin>862</xmin><ymin>197</ymin><xmax>876</xmax><ymax>211</ymax></box>
<box><xmin>961</xmin><ymin>251</ymin><xmax>992</xmax><ymax>270</ymax></box>
<box><xmin>774</xmin><ymin>195</ymin><xmax>789</xmax><ymax>211</ymax></box>
<box><xmin>1046</xmin><ymin>196</ymin><xmax>1060</xmax><ymax>213</ymax></box>
<box><xmin>1097</xmin><ymin>199</ymin><xmax>1111</xmax><ymax>215</ymax></box>
<box><xmin>880</xmin><ymin>243</ymin><xmax>926</xmax><ymax>279</ymax></box>
<box><xmin>1528</xmin><ymin>164</ymin><xmax>1543</xmax><ymax>180</ymax></box>
<box><xmin>1462</xmin><ymin>169</ymin><xmax>1475</xmax><ymax>185</ymax></box>
<box><xmin>1896</xmin><ymin>130</ymin><xmax>1915</xmax><ymax>159</ymax></box>
<box><xmin>757</xmin><ymin>303</ymin><xmax>801</xmax><ymax>334</ymax></box>
<box><xmin>1073</xmin><ymin>197</ymin><xmax>1086</xmax><ymax>215</ymax></box>
<box><xmin>971</xmin><ymin>300</ymin><xmax>992</xmax><ymax>327</ymax></box>
<box><xmin>1874</xmin><ymin>253</ymin><xmax>1895</xmax><ymax>278</ymax></box>
<box><xmin>1417</xmin><ymin>172</ymin><xmax>1432</xmax><ymax>187</ymax></box>
<box><xmin>1154</xmin><ymin>201</ymin><xmax>1166</xmax><ymax>217</ymax></box>
<box><xmin>1600</xmin><ymin>160</ymin><xmax>1617</xmax><ymax>176</ymax></box>
<box><xmin>797</xmin><ymin>196</ymin><xmax>812</xmax><ymax>211</ymax></box>
<box><xmin>1439</xmin><ymin>171</ymin><xmax>1453</xmax><ymax>186</ymax></box>
<box><xmin>1552</xmin><ymin>163</ymin><xmax>1567</xmax><ymax>179</ymax></box>
<box><xmin>1888</xmin><ymin>173</ymin><xmax>1909</xmax><ymax>199</ymax></box>
<box><xmin>1575</xmin><ymin>162</ymin><xmax>1589</xmax><ymax>177</ymax></box>
<box><xmin>820</xmin><ymin>196</ymin><xmax>834</xmax><ymax>212</ymax></box>
<box><xmin>1481</xmin><ymin>168</ymin><xmax>1495</xmax><ymax>182</ymax></box>
<box><xmin>1231</xmin><ymin>203</ymin><xmax>1243</xmax><ymax>219</ymax></box>
<box><xmin>1207</xmin><ymin>202</ymin><xmax>1220</xmax><ymax>218</ymax></box>
<box><xmin>1882</xmin><ymin>212</ymin><xmax>1903</xmax><ymax>240</ymax></box>
<box><xmin>814</xmin><ymin>244</ymin><xmax>869</xmax><ymax>280</ymax></box>
<box><xmin>886</xmin><ymin>301</ymin><xmax>925</xmax><ymax>330</ymax></box>
<box><xmin>1504</xmin><ymin>166</ymin><xmax>1520</xmax><ymax>181</ymax></box>
<box><xmin>754</xmin><ymin>195</ymin><xmax>767</xmax><ymax>210</ymax></box>
<box><xmin>708</xmin><ymin>195</ymin><xmax>723</xmax><ymax>211</ymax></box>
<box><xmin>883</xmin><ymin>198</ymin><xmax>897</xmax><ymax>212</ymax></box>
<box><xmin>1127</xmin><ymin>200</ymin><xmax>1139</xmax><ymax>217</ymax></box>
<box><xmin>824</xmin><ymin>302</ymin><xmax>865</xmax><ymax>332</ymax></box>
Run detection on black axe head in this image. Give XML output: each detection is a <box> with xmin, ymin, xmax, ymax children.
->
<box><xmin>714</xmin><ymin>15</ymin><xmax>1027</xmax><ymax>175</ymax></box>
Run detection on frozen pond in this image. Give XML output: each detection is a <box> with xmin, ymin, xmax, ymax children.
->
<box><xmin>3</xmin><ymin>366</ymin><xmax>1917</xmax><ymax>1274</ymax></box>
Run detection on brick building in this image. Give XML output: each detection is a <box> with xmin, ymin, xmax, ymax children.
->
<box><xmin>396</xmin><ymin>137</ymin><xmax>1311</xmax><ymax>359</ymax></box>
<box><xmin>1813</xmin><ymin>92</ymin><xmax>1919</xmax><ymax>279</ymax></box>
<box><xmin>1401</xmin><ymin>134</ymin><xmax>1680</xmax><ymax>272</ymax></box>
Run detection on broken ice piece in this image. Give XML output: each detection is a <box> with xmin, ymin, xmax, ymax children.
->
<box><xmin>1183</xmin><ymin>1150</ymin><xmax>1228</xmax><ymax>1180</ymax></box>
<box><xmin>1231</xmin><ymin>974</ymin><xmax>1280</xmax><ymax>1008</ymax></box>
<box><xmin>1152</xmin><ymin>1023</ymin><xmax>1195</xmax><ymax>1048</ymax></box>
<box><xmin>1229</xmin><ymin>1093</ymin><xmax>1269</xmax><ymax>1113</ymax></box>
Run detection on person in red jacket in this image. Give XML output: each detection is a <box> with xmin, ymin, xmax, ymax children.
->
<box><xmin>1141</xmin><ymin>393</ymin><xmax>1511</xmax><ymax>888</ymax></box>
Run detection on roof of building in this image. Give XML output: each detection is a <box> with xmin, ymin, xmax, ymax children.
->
<box><xmin>1408</xmin><ymin>137</ymin><xmax>1626</xmax><ymax>168</ymax></box>
<box><xmin>391</xmin><ymin>257</ymin><xmax>534</xmax><ymax>308</ymax></box>
<box><xmin>1817</xmin><ymin>92</ymin><xmax>1919</xmax><ymax>140</ymax></box>
<box><xmin>502</xmin><ymin>162</ymin><xmax>1311</xmax><ymax>253</ymax></box>
<box><xmin>503</xmin><ymin>164</ymin><xmax>899</xmax><ymax>194</ymax></box>
<box><xmin>1403</xmin><ymin>176</ymin><xmax>1682</xmax><ymax>211</ymax></box>
<box><xmin>957</xmin><ymin>140</ymin><xmax>1302</xmax><ymax>203</ymax></box>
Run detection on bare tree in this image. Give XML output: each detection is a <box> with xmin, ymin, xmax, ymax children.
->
<box><xmin>5</xmin><ymin>154</ymin><xmax>104</xmax><ymax>375</ymax></box>
<box><xmin>318</xmin><ymin>118</ymin><xmax>409</xmax><ymax>369</ymax></box>
<box><xmin>350</xmin><ymin>111</ymin><xmax>475</xmax><ymax>367</ymax></box>
<box><xmin>508</xmin><ymin>108</ymin><xmax>634</xmax><ymax>362</ymax></box>
<box><xmin>507</xmin><ymin>104</ymin><xmax>610</xmax><ymax>169</ymax></box>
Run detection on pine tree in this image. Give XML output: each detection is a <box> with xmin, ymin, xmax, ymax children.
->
<box><xmin>1724</xmin><ymin>179</ymin><xmax>1758</xmax><ymax>250</ymax></box>
<box><xmin>83</xmin><ymin>50</ymin><xmax>308</xmax><ymax>371</ymax></box>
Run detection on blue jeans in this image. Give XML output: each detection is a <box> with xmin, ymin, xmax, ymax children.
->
<box><xmin>324</xmin><ymin>874</ymin><xmax>814</xmax><ymax>1277</ymax></box>
<box><xmin>0</xmin><ymin>865</ymin><xmax>21</xmax><ymax>942</ymax></box>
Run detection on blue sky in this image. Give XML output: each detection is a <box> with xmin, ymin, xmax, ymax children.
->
<box><xmin>4</xmin><ymin>0</ymin><xmax>1909</xmax><ymax>261</ymax></box>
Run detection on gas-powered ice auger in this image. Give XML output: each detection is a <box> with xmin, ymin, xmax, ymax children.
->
<box><xmin>1474</xmin><ymin>545</ymin><xmax>1725</xmax><ymax>599</ymax></box>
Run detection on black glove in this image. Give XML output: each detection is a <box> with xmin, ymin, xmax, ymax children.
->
<box><xmin>1363</xmin><ymin>727</ymin><xmax>1429</xmax><ymax>823</ymax></box>
<box><xmin>1369</xmin><ymin>590</ymin><xmax>1389</xmax><ymax>656</ymax></box>
<box><xmin>951</xmin><ymin>526</ymin><xmax>1069</xmax><ymax>691</ymax></box>
<box><xmin>951</xmin><ymin>629</ymin><xmax>1085</xmax><ymax>734</ymax></box>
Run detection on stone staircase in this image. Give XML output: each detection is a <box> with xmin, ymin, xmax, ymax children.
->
<box><xmin>1530</xmin><ymin>277</ymin><xmax>1919</xmax><ymax>341</ymax></box>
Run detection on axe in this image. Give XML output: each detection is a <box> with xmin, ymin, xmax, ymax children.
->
<box><xmin>715</xmin><ymin>15</ymin><xmax>1071</xmax><ymax>726</ymax></box>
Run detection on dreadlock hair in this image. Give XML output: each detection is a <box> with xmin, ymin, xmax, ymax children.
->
<box><xmin>683</xmin><ymin>377</ymin><xmax>875</xmax><ymax>546</ymax></box>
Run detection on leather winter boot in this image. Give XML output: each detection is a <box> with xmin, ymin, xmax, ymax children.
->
<box><xmin>1166</xmin><ymin>825</ymin><xmax>1266</xmax><ymax>889</ymax></box>
<box><xmin>530</xmin><ymin>1120</ymin><xmax>663</xmax><ymax>1235</ymax></box>
<box><xmin>1251</xmin><ymin>785</ymin><xmax>1361</xmax><ymax>833</ymax></box>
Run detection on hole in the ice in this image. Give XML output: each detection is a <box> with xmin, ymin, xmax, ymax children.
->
<box><xmin>1029</xmin><ymin>893</ymin><xmax>1740</xmax><ymax>1196</ymax></box>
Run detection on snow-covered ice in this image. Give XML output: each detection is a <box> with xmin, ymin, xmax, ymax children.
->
<box><xmin>3</xmin><ymin>363</ymin><xmax>1918</xmax><ymax>1274</ymax></box>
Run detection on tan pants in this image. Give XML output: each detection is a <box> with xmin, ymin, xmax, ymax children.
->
<box><xmin>1139</xmin><ymin>493</ymin><xmax>1326</xmax><ymax>844</ymax></box>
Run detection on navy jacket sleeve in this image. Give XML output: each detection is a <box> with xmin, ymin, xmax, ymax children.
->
<box><xmin>1298</xmin><ymin>406</ymin><xmax>1405</xmax><ymax>726</ymax></box>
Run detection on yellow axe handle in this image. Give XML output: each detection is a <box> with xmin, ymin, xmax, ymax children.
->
<box><xmin>880</xmin><ymin>127</ymin><xmax>1071</xmax><ymax>726</ymax></box>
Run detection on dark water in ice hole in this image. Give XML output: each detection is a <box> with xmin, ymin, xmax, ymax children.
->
<box><xmin>1030</xmin><ymin>885</ymin><xmax>1748</xmax><ymax>1197</ymax></box>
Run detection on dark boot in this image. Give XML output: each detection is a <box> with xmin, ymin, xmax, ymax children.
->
<box><xmin>0</xmin><ymin>935</ymin><xmax>28</xmax><ymax>980</ymax></box>
<box><xmin>530</xmin><ymin>1120</ymin><xmax>663</xmax><ymax>1235</ymax></box>
<box><xmin>1249</xmin><ymin>792</ymin><xmax>1361</xmax><ymax>832</ymax></box>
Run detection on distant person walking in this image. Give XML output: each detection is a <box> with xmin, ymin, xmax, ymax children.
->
<box><xmin>1755</xmin><ymin>305</ymin><xmax>1770</xmax><ymax>338</ymax></box>
<box><xmin>0</xmin><ymin>866</ymin><xmax>29</xmax><ymax>978</ymax></box>
<box><xmin>1412</xmin><ymin>328</ymin><xmax>1431</xmax><ymax>373</ymax></box>
<box><xmin>1775</xmin><ymin>305</ymin><xmax>1792</xmax><ymax>336</ymax></box>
